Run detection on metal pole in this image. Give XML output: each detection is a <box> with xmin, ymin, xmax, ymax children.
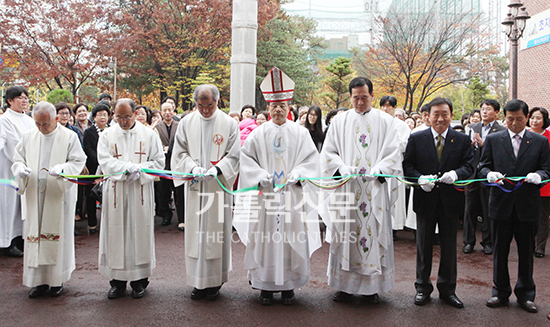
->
<box><xmin>114</xmin><ymin>57</ymin><xmax>117</xmax><ymax>102</ymax></box>
<box><xmin>510</xmin><ymin>38</ymin><xmax>518</xmax><ymax>100</ymax></box>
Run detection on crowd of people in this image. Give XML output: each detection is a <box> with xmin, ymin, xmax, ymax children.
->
<box><xmin>1</xmin><ymin>67</ymin><xmax>550</xmax><ymax>319</ymax></box>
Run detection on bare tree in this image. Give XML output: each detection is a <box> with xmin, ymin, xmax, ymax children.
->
<box><xmin>354</xmin><ymin>6</ymin><xmax>488</xmax><ymax>112</ymax></box>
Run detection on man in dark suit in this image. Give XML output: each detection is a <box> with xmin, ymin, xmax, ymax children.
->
<box><xmin>463</xmin><ymin>99</ymin><xmax>507</xmax><ymax>255</ymax></box>
<box><xmin>403</xmin><ymin>97</ymin><xmax>473</xmax><ymax>308</ymax></box>
<box><xmin>155</xmin><ymin>102</ymin><xmax>179</xmax><ymax>226</ymax></box>
<box><xmin>478</xmin><ymin>99</ymin><xmax>550</xmax><ymax>313</ymax></box>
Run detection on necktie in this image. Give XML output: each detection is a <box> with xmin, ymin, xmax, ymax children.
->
<box><xmin>513</xmin><ymin>134</ymin><xmax>521</xmax><ymax>158</ymax></box>
<box><xmin>436</xmin><ymin>135</ymin><xmax>444</xmax><ymax>162</ymax></box>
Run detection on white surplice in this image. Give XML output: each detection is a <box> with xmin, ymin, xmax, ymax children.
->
<box><xmin>0</xmin><ymin>109</ymin><xmax>35</xmax><ymax>248</ymax></box>
<box><xmin>390</xmin><ymin>117</ymin><xmax>411</xmax><ymax>230</ymax></box>
<box><xmin>12</xmin><ymin>125</ymin><xmax>85</xmax><ymax>287</ymax></box>
<box><xmin>171</xmin><ymin>110</ymin><xmax>240</xmax><ymax>289</ymax></box>
<box><xmin>97</xmin><ymin>122</ymin><xmax>165</xmax><ymax>281</ymax></box>
<box><xmin>320</xmin><ymin>109</ymin><xmax>401</xmax><ymax>295</ymax></box>
<box><xmin>234</xmin><ymin>120</ymin><xmax>322</xmax><ymax>291</ymax></box>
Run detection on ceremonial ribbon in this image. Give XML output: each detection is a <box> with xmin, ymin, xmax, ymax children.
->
<box><xmin>9</xmin><ymin>168</ymin><xmax>546</xmax><ymax>196</ymax></box>
<box><xmin>0</xmin><ymin>178</ymin><xmax>18</xmax><ymax>191</ymax></box>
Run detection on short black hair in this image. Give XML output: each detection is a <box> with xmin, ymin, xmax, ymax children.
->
<box><xmin>99</xmin><ymin>93</ymin><xmax>112</xmax><ymax>101</ymax></box>
<box><xmin>5</xmin><ymin>86</ymin><xmax>29</xmax><ymax>107</ymax></box>
<box><xmin>92</xmin><ymin>102</ymin><xmax>111</xmax><ymax>118</ymax></box>
<box><xmin>73</xmin><ymin>103</ymin><xmax>89</xmax><ymax>114</ymax></box>
<box><xmin>380</xmin><ymin>95</ymin><xmax>397</xmax><ymax>108</ymax></box>
<box><xmin>240</xmin><ymin>104</ymin><xmax>256</xmax><ymax>115</ymax></box>
<box><xmin>162</xmin><ymin>96</ymin><xmax>176</xmax><ymax>105</ymax></box>
<box><xmin>427</xmin><ymin>97</ymin><xmax>453</xmax><ymax>114</ymax></box>
<box><xmin>527</xmin><ymin>107</ymin><xmax>550</xmax><ymax>130</ymax></box>
<box><xmin>470</xmin><ymin>109</ymin><xmax>481</xmax><ymax>119</ymax></box>
<box><xmin>480</xmin><ymin>99</ymin><xmax>500</xmax><ymax>112</ymax></box>
<box><xmin>55</xmin><ymin>102</ymin><xmax>72</xmax><ymax>113</ymax></box>
<box><xmin>349</xmin><ymin>77</ymin><xmax>373</xmax><ymax>95</ymax></box>
<box><xmin>503</xmin><ymin>99</ymin><xmax>529</xmax><ymax>117</ymax></box>
<box><xmin>326</xmin><ymin>109</ymin><xmax>338</xmax><ymax>124</ymax></box>
<box><xmin>420</xmin><ymin>104</ymin><xmax>430</xmax><ymax>114</ymax></box>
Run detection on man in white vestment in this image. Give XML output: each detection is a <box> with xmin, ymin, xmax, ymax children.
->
<box><xmin>12</xmin><ymin>102</ymin><xmax>85</xmax><ymax>298</ymax></box>
<box><xmin>234</xmin><ymin>67</ymin><xmax>321</xmax><ymax>305</ymax></box>
<box><xmin>97</xmin><ymin>99</ymin><xmax>165</xmax><ymax>299</ymax></box>
<box><xmin>0</xmin><ymin>86</ymin><xmax>35</xmax><ymax>257</ymax></box>
<box><xmin>171</xmin><ymin>84</ymin><xmax>240</xmax><ymax>301</ymax></box>
<box><xmin>320</xmin><ymin>77</ymin><xmax>402</xmax><ymax>303</ymax></box>
<box><xmin>379</xmin><ymin>95</ymin><xmax>410</xmax><ymax>234</ymax></box>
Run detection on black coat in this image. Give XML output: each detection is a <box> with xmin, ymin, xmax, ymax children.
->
<box><xmin>478</xmin><ymin>129</ymin><xmax>550</xmax><ymax>222</ymax></box>
<box><xmin>83</xmin><ymin>127</ymin><xmax>100</xmax><ymax>174</ymax></box>
<box><xmin>403</xmin><ymin>127</ymin><xmax>474</xmax><ymax>218</ymax></box>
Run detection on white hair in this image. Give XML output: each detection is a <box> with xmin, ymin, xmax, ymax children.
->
<box><xmin>32</xmin><ymin>101</ymin><xmax>56</xmax><ymax>120</ymax></box>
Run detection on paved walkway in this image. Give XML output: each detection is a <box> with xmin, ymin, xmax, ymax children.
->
<box><xmin>1</xmin><ymin>218</ymin><xmax>549</xmax><ymax>326</ymax></box>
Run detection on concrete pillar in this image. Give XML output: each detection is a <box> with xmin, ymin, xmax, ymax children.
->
<box><xmin>230</xmin><ymin>0</ymin><xmax>258</xmax><ymax>113</ymax></box>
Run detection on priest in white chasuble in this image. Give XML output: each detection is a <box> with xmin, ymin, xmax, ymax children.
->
<box><xmin>320</xmin><ymin>77</ymin><xmax>402</xmax><ymax>304</ymax></box>
<box><xmin>234</xmin><ymin>67</ymin><xmax>322</xmax><ymax>306</ymax></box>
<box><xmin>171</xmin><ymin>84</ymin><xmax>240</xmax><ymax>301</ymax></box>
<box><xmin>0</xmin><ymin>86</ymin><xmax>35</xmax><ymax>258</ymax></box>
<box><xmin>12</xmin><ymin>102</ymin><xmax>86</xmax><ymax>298</ymax></box>
<box><xmin>97</xmin><ymin>99</ymin><xmax>165</xmax><ymax>299</ymax></box>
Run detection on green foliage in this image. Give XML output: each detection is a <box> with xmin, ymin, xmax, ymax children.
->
<box><xmin>47</xmin><ymin>89</ymin><xmax>74</xmax><ymax>105</ymax></box>
<box><xmin>467</xmin><ymin>75</ymin><xmax>489</xmax><ymax>109</ymax></box>
<box><xmin>320</xmin><ymin>57</ymin><xmax>354</xmax><ymax>109</ymax></box>
<box><xmin>256</xmin><ymin>12</ymin><xmax>326</xmax><ymax>109</ymax></box>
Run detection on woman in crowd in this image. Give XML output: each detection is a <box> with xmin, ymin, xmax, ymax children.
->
<box><xmin>83</xmin><ymin>102</ymin><xmax>111</xmax><ymax>234</ymax></box>
<box><xmin>239</xmin><ymin>105</ymin><xmax>257</xmax><ymax>145</ymax></box>
<box><xmin>150</xmin><ymin>109</ymin><xmax>162</xmax><ymax>129</ymax></box>
<box><xmin>229</xmin><ymin>112</ymin><xmax>241</xmax><ymax>122</ymax></box>
<box><xmin>135</xmin><ymin>105</ymin><xmax>151</xmax><ymax>126</ymax></box>
<box><xmin>527</xmin><ymin>107</ymin><xmax>550</xmax><ymax>258</ymax></box>
<box><xmin>405</xmin><ymin>116</ymin><xmax>416</xmax><ymax>131</ymax></box>
<box><xmin>256</xmin><ymin>111</ymin><xmax>268</xmax><ymax>126</ymax></box>
<box><xmin>304</xmin><ymin>105</ymin><xmax>325</xmax><ymax>152</ymax></box>
<box><xmin>56</xmin><ymin>102</ymin><xmax>83</xmax><ymax>143</ymax></box>
<box><xmin>469</xmin><ymin>109</ymin><xmax>481</xmax><ymax>124</ymax></box>
<box><xmin>73</xmin><ymin>103</ymin><xmax>90</xmax><ymax>135</ymax></box>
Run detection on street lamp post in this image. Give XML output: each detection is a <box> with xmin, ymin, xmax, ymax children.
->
<box><xmin>501</xmin><ymin>0</ymin><xmax>530</xmax><ymax>100</ymax></box>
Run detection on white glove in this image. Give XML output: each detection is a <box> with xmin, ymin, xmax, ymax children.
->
<box><xmin>49</xmin><ymin>164</ymin><xmax>64</xmax><ymax>177</ymax></box>
<box><xmin>362</xmin><ymin>167</ymin><xmax>380</xmax><ymax>182</ymax></box>
<box><xmin>418</xmin><ymin>175</ymin><xmax>436</xmax><ymax>193</ymax></box>
<box><xmin>526</xmin><ymin>172</ymin><xmax>542</xmax><ymax>185</ymax></box>
<box><xmin>192</xmin><ymin>166</ymin><xmax>207</xmax><ymax>181</ymax></box>
<box><xmin>203</xmin><ymin>166</ymin><xmax>218</xmax><ymax>182</ymax></box>
<box><xmin>287</xmin><ymin>172</ymin><xmax>300</xmax><ymax>185</ymax></box>
<box><xmin>128</xmin><ymin>164</ymin><xmax>141</xmax><ymax>174</ymax></box>
<box><xmin>487</xmin><ymin>171</ymin><xmax>504</xmax><ymax>185</ymax></box>
<box><xmin>339</xmin><ymin>165</ymin><xmax>358</xmax><ymax>178</ymax></box>
<box><xmin>439</xmin><ymin>170</ymin><xmax>458</xmax><ymax>184</ymax></box>
<box><xmin>18</xmin><ymin>167</ymin><xmax>32</xmax><ymax>179</ymax></box>
<box><xmin>259</xmin><ymin>174</ymin><xmax>273</xmax><ymax>188</ymax></box>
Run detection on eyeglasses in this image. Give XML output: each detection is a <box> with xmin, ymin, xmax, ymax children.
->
<box><xmin>15</xmin><ymin>96</ymin><xmax>29</xmax><ymax>101</ymax></box>
<box><xmin>58</xmin><ymin>111</ymin><xmax>71</xmax><ymax>116</ymax></box>
<box><xmin>115</xmin><ymin>115</ymin><xmax>134</xmax><ymax>121</ymax></box>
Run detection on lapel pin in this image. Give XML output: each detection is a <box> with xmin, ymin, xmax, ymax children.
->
<box><xmin>527</xmin><ymin>141</ymin><xmax>530</xmax><ymax>144</ymax></box>
<box><xmin>451</xmin><ymin>139</ymin><xmax>454</xmax><ymax>143</ymax></box>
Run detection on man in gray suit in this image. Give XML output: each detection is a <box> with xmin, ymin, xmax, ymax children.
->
<box><xmin>155</xmin><ymin>102</ymin><xmax>179</xmax><ymax>226</ymax></box>
<box><xmin>463</xmin><ymin>99</ymin><xmax>507</xmax><ymax>255</ymax></box>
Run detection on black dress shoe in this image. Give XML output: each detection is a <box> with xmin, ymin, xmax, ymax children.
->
<box><xmin>88</xmin><ymin>226</ymin><xmax>98</xmax><ymax>235</ymax></box>
<box><xmin>178</xmin><ymin>223</ymin><xmax>185</xmax><ymax>231</ymax></box>
<box><xmin>486</xmin><ymin>296</ymin><xmax>509</xmax><ymax>308</ymax></box>
<box><xmin>483</xmin><ymin>244</ymin><xmax>493</xmax><ymax>255</ymax></box>
<box><xmin>439</xmin><ymin>293</ymin><xmax>464</xmax><ymax>308</ymax></box>
<box><xmin>535</xmin><ymin>252</ymin><xmax>544</xmax><ymax>258</ymax></box>
<box><xmin>363</xmin><ymin>293</ymin><xmax>380</xmax><ymax>304</ymax></box>
<box><xmin>5</xmin><ymin>245</ymin><xmax>24</xmax><ymax>257</ymax></box>
<box><xmin>518</xmin><ymin>300</ymin><xmax>538</xmax><ymax>313</ymax></box>
<box><xmin>131</xmin><ymin>285</ymin><xmax>146</xmax><ymax>299</ymax></box>
<box><xmin>206</xmin><ymin>286</ymin><xmax>221</xmax><ymax>301</ymax></box>
<box><xmin>333</xmin><ymin>291</ymin><xmax>353</xmax><ymax>303</ymax></box>
<box><xmin>108</xmin><ymin>286</ymin><xmax>126</xmax><ymax>299</ymax></box>
<box><xmin>260</xmin><ymin>291</ymin><xmax>274</xmax><ymax>306</ymax></box>
<box><xmin>414</xmin><ymin>292</ymin><xmax>430</xmax><ymax>305</ymax></box>
<box><xmin>161</xmin><ymin>217</ymin><xmax>172</xmax><ymax>226</ymax></box>
<box><xmin>191</xmin><ymin>287</ymin><xmax>207</xmax><ymax>300</ymax></box>
<box><xmin>29</xmin><ymin>285</ymin><xmax>49</xmax><ymax>298</ymax></box>
<box><xmin>462</xmin><ymin>244</ymin><xmax>474</xmax><ymax>254</ymax></box>
<box><xmin>282</xmin><ymin>290</ymin><xmax>295</xmax><ymax>305</ymax></box>
<box><xmin>50</xmin><ymin>285</ymin><xmax>64</xmax><ymax>297</ymax></box>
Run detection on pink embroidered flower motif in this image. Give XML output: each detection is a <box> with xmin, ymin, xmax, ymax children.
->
<box><xmin>359</xmin><ymin>134</ymin><xmax>368</xmax><ymax>148</ymax></box>
<box><xmin>360</xmin><ymin>236</ymin><xmax>368</xmax><ymax>253</ymax></box>
<box><xmin>359</xmin><ymin>167</ymin><xmax>367</xmax><ymax>183</ymax></box>
<box><xmin>359</xmin><ymin>202</ymin><xmax>368</xmax><ymax>217</ymax></box>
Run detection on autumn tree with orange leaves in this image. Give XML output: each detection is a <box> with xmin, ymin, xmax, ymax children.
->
<box><xmin>0</xmin><ymin>0</ymin><xmax>121</xmax><ymax>101</ymax></box>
